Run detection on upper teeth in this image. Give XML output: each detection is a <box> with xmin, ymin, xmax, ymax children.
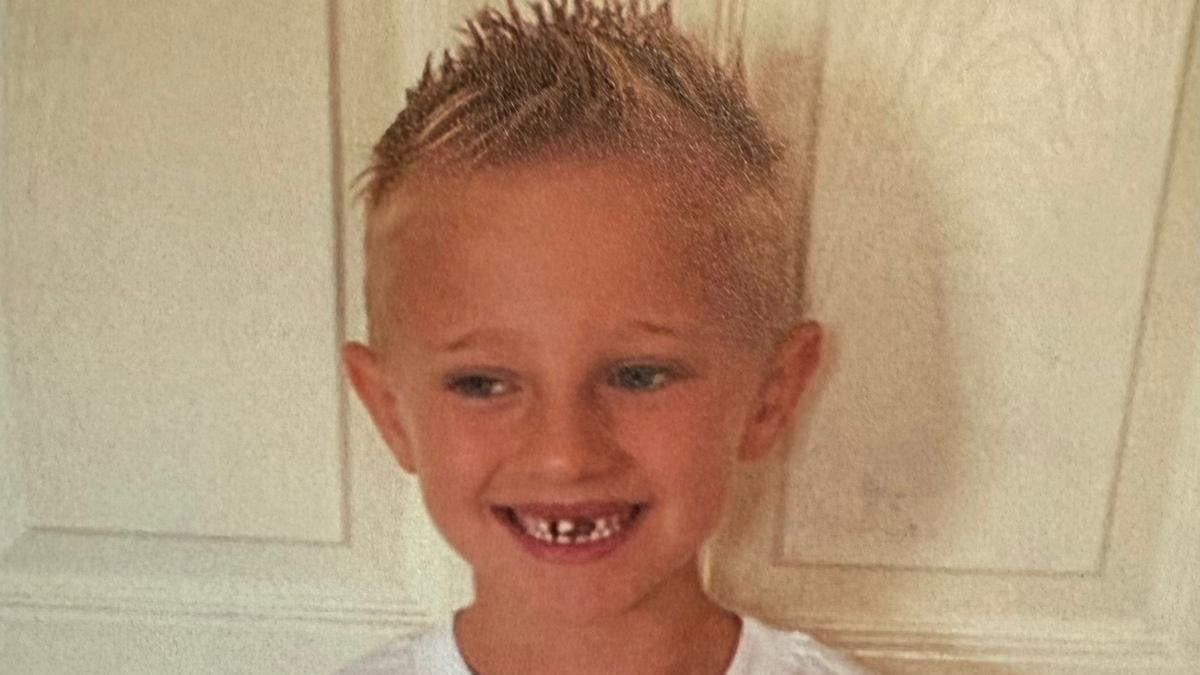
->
<box><xmin>516</xmin><ymin>511</ymin><xmax>629</xmax><ymax>545</ymax></box>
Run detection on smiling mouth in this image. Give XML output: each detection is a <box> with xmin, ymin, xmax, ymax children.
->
<box><xmin>492</xmin><ymin>502</ymin><xmax>647</xmax><ymax>546</ymax></box>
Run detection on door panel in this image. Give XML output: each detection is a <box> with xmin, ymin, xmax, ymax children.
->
<box><xmin>3</xmin><ymin>0</ymin><xmax>343</xmax><ymax>544</ymax></box>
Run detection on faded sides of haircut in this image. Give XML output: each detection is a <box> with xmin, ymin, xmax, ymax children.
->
<box><xmin>359</xmin><ymin>0</ymin><xmax>809</xmax><ymax>353</ymax></box>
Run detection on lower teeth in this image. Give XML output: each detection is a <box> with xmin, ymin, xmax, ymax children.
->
<box><xmin>544</xmin><ymin>529</ymin><xmax>613</xmax><ymax>545</ymax></box>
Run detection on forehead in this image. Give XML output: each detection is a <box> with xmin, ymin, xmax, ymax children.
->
<box><xmin>368</xmin><ymin>156</ymin><xmax>730</xmax><ymax>343</ymax></box>
<box><xmin>375</xmin><ymin>155</ymin><xmax>728</xmax><ymax>276</ymax></box>
<box><xmin>384</xmin><ymin>155</ymin><xmax>715</xmax><ymax>236</ymax></box>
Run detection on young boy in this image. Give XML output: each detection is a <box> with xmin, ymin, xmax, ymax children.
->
<box><xmin>340</xmin><ymin>1</ymin><xmax>868</xmax><ymax>673</ymax></box>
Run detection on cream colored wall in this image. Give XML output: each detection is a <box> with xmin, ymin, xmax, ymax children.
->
<box><xmin>0</xmin><ymin>1</ymin><xmax>1197</xmax><ymax>673</ymax></box>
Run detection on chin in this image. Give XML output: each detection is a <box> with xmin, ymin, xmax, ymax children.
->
<box><xmin>531</xmin><ymin>588</ymin><xmax>645</xmax><ymax>625</ymax></box>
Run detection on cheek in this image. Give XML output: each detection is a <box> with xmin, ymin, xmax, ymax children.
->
<box><xmin>623</xmin><ymin>389</ymin><xmax>746</xmax><ymax>503</ymax></box>
<box><xmin>407</xmin><ymin>406</ymin><xmax>506</xmax><ymax>557</ymax></box>
<box><xmin>415</xmin><ymin>405</ymin><xmax>489</xmax><ymax>472</ymax></box>
<box><xmin>405</xmin><ymin>400</ymin><xmax>499</xmax><ymax>510</ymax></box>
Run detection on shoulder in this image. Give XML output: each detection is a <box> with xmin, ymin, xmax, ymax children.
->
<box><xmin>726</xmin><ymin>615</ymin><xmax>873</xmax><ymax>675</ymax></box>
<box><xmin>334</xmin><ymin>619</ymin><xmax>471</xmax><ymax>675</ymax></box>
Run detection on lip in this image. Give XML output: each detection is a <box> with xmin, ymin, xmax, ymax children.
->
<box><xmin>491</xmin><ymin>501</ymin><xmax>648</xmax><ymax>565</ymax></box>
<box><xmin>502</xmin><ymin>500</ymin><xmax>640</xmax><ymax>520</ymax></box>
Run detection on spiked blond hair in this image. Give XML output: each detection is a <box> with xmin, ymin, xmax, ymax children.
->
<box><xmin>362</xmin><ymin>0</ymin><xmax>805</xmax><ymax>351</ymax></box>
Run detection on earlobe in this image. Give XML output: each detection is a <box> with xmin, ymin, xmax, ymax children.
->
<box><xmin>737</xmin><ymin>321</ymin><xmax>823</xmax><ymax>462</ymax></box>
<box><xmin>341</xmin><ymin>342</ymin><xmax>418</xmax><ymax>473</ymax></box>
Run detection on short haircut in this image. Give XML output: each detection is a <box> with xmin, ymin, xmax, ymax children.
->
<box><xmin>361</xmin><ymin>0</ymin><xmax>806</xmax><ymax>352</ymax></box>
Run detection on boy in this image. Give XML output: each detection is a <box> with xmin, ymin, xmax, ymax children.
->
<box><xmin>340</xmin><ymin>1</ymin><xmax>867</xmax><ymax>672</ymax></box>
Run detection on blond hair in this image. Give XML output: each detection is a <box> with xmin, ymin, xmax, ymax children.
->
<box><xmin>362</xmin><ymin>0</ymin><xmax>806</xmax><ymax>352</ymax></box>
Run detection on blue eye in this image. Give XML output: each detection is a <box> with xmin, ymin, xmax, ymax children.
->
<box><xmin>611</xmin><ymin>364</ymin><xmax>671</xmax><ymax>391</ymax></box>
<box><xmin>448</xmin><ymin>374</ymin><xmax>509</xmax><ymax>399</ymax></box>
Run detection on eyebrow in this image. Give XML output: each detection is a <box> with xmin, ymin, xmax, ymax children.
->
<box><xmin>622</xmin><ymin>320</ymin><xmax>684</xmax><ymax>338</ymax></box>
<box><xmin>437</xmin><ymin>320</ymin><xmax>687</xmax><ymax>353</ymax></box>
<box><xmin>438</xmin><ymin>328</ymin><xmax>510</xmax><ymax>353</ymax></box>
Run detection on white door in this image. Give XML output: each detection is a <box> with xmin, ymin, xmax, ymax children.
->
<box><xmin>2</xmin><ymin>2</ymin><xmax>1198</xmax><ymax>673</ymax></box>
<box><xmin>1</xmin><ymin>3</ymin><xmax>474</xmax><ymax>673</ymax></box>
<box><xmin>702</xmin><ymin>1</ymin><xmax>1200</xmax><ymax>673</ymax></box>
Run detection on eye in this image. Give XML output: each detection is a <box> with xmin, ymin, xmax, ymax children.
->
<box><xmin>610</xmin><ymin>364</ymin><xmax>672</xmax><ymax>392</ymax></box>
<box><xmin>447</xmin><ymin>374</ymin><xmax>510</xmax><ymax>399</ymax></box>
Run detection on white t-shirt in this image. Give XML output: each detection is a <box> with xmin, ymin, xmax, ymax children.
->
<box><xmin>336</xmin><ymin>614</ymin><xmax>871</xmax><ymax>674</ymax></box>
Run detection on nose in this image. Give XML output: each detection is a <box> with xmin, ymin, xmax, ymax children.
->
<box><xmin>517</xmin><ymin>389</ymin><xmax>625</xmax><ymax>484</ymax></box>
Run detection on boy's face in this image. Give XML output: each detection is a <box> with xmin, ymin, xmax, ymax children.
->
<box><xmin>345</xmin><ymin>156</ymin><xmax>820</xmax><ymax>621</ymax></box>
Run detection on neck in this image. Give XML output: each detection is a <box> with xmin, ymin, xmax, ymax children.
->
<box><xmin>455</xmin><ymin>559</ymin><xmax>741</xmax><ymax>675</ymax></box>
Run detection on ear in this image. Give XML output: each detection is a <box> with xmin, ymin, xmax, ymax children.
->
<box><xmin>737</xmin><ymin>321</ymin><xmax>823</xmax><ymax>462</ymax></box>
<box><xmin>341</xmin><ymin>341</ymin><xmax>418</xmax><ymax>473</ymax></box>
